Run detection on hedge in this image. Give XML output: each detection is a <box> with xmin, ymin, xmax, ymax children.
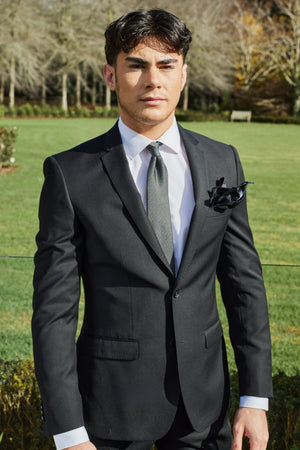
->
<box><xmin>0</xmin><ymin>126</ymin><xmax>17</xmax><ymax>168</ymax></box>
<box><xmin>252</xmin><ymin>115</ymin><xmax>300</xmax><ymax>125</ymax></box>
<box><xmin>0</xmin><ymin>104</ymin><xmax>120</xmax><ymax>119</ymax></box>
<box><xmin>1</xmin><ymin>104</ymin><xmax>300</xmax><ymax>124</ymax></box>
<box><xmin>0</xmin><ymin>360</ymin><xmax>299</xmax><ymax>449</ymax></box>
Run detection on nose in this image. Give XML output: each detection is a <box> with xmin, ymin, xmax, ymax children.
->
<box><xmin>144</xmin><ymin>66</ymin><xmax>161</xmax><ymax>89</ymax></box>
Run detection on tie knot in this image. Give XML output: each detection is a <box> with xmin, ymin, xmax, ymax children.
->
<box><xmin>147</xmin><ymin>141</ymin><xmax>161</xmax><ymax>158</ymax></box>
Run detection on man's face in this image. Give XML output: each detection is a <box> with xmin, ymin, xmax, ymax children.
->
<box><xmin>104</xmin><ymin>39</ymin><xmax>187</xmax><ymax>138</ymax></box>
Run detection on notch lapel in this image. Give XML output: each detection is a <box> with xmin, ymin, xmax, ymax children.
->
<box><xmin>176</xmin><ymin>126</ymin><xmax>209</xmax><ymax>282</ymax></box>
<box><xmin>100</xmin><ymin>125</ymin><xmax>173</xmax><ymax>275</ymax></box>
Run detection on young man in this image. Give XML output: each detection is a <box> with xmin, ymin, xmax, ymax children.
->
<box><xmin>32</xmin><ymin>9</ymin><xmax>273</xmax><ymax>450</ymax></box>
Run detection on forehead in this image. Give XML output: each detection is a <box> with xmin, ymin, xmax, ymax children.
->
<box><xmin>117</xmin><ymin>38</ymin><xmax>184</xmax><ymax>64</ymax></box>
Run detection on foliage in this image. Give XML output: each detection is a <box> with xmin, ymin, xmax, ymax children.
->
<box><xmin>91</xmin><ymin>106</ymin><xmax>105</xmax><ymax>117</ymax></box>
<box><xmin>232</xmin><ymin>5</ymin><xmax>273</xmax><ymax>91</ymax></box>
<box><xmin>41</xmin><ymin>104</ymin><xmax>52</xmax><ymax>118</ymax></box>
<box><xmin>0</xmin><ymin>105</ymin><xmax>6</xmax><ymax>118</ymax></box>
<box><xmin>73</xmin><ymin>106</ymin><xmax>90</xmax><ymax>118</ymax></box>
<box><xmin>266</xmin><ymin>0</ymin><xmax>300</xmax><ymax>116</ymax></box>
<box><xmin>180</xmin><ymin>0</ymin><xmax>234</xmax><ymax>98</ymax></box>
<box><xmin>175</xmin><ymin>110</ymin><xmax>230</xmax><ymax>122</ymax></box>
<box><xmin>50</xmin><ymin>106</ymin><xmax>68</xmax><ymax>118</ymax></box>
<box><xmin>0</xmin><ymin>0</ymin><xmax>49</xmax><ymax>107</ymax></box>
<box><xmin>0</xmin><ymin>126</ymin><xmax>17</xmax><ymax>168</ymax></box>
<box><xmin>4</xmin><ymin>106</ymin><xmax>16</xmax><ymax>118</ymax></box>
<box><xmin>0</xmin><ymin>360</ymin><xmax>299</xmax><ymax>449</ymax></box>
<box><xmin>2</xmin><ymin>98</ymin><xmax>300</xmax><ymax>123</ymax></box>
<box><xmin>0</xmin><ymin>359</ymin><xmax>54</xmax><ymax>449</ymax></box>
<box><xmin>228</xmin><ymin>371</ymin><xmax>300</xmax><ymax>449</ymax></box>
<box><xmin>17</xmin><ymin>103</ymin><xmax>34</xmax><ymax>117</ymax></box>
<box><xmin>252</xmin><ymin>115</ymin><xmax>300</xmax><ymax>124</ymax></box>
<box><xmin>0</xmin><ymin>0</ymin><xmax>299</xmax><ymax>114</ymax></box>
<box><xmin>32</xmin><ymin>105</ymin><xmax>42</xmax><ymax>117</ymax></box>
<box><xmin>2</xmin><ymin>103</ymin><xmax>300</xmax><ymax>122</ymax></box>
<box><xmin>0</xmin><ymin>359</ymin><xmax>22</xmax><ymax>387</ymax></box>
<box><xmin>0</xmin><ymin>103</ymin><xmax>120</xmax><ymax>119</ymax></box>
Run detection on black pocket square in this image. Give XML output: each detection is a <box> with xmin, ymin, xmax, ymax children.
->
<box><xmin>207</xmin><ymin>177</ymin><xmax>253</xmax><ymax>211</ymax></box>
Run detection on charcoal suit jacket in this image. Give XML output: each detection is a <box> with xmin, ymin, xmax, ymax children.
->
<box><xmin>32</xmin><ymin>122</ymin><xmax>273</xmax><ymax>440</ymax></box>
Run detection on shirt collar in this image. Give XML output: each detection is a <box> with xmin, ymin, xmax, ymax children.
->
<box><xmin>118</xmin><ymin>117</ymin><xmax>182</xmax><ymax>160</ymax></box>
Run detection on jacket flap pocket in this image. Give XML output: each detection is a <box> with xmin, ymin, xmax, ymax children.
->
<box><xmin>204</xmin><ymin>320</ymin><xmax>223</xmax><ymax>349</ymax></box>
<box><xmin>77</xmin><ymin>335</ymin><xmax>139</xmax><ymax>361</ymax></box>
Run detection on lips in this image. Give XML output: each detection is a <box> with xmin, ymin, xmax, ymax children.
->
<box><xmin>140</xmin><ymin>97</ymin><xmax>166</xmax><ymax>106</ymax></box>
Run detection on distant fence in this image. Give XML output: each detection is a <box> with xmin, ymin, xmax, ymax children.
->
<box><xmin>1</xmin><ymin>255</ymin><xmax>299</xmax><ymax>268</ymax></box>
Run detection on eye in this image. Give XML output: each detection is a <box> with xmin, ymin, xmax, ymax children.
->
<box><xmin>160</xmin><ymin>65</ymin><xmax>174</xmax><ymax>70</ymax></box>
<box><xmin>129</xmin><ymin>64</ymin><xmax>145</xmax><ymax>69</ymax></box>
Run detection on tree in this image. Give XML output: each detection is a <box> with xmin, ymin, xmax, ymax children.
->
<box><xmin>0</xmin><ymin>0</ymin><xmax>48</xmax><ymax>106</ymax></box>
<box><xmin>76</xmin><ymin>0</ymin><xmax>123</xmax><ymax>110</ymax></box>
<box><xmin>266</xmin><ymin>0</ymin><xmax>300</xmax><ymax>115</ymax></box>
<box><xmin>231</xmin><ymin>2</ymin><xmax>274</xmax><ymax>91</ymax></box>
<box><xmin>183</xmin><ymin>0</ymin><xmax>235</xmax><ymax>109</ymax></box>
<box><xmin>42</xmin><ymin>0</ymin><xmax>83</xmax><ymax>111</ymax></box>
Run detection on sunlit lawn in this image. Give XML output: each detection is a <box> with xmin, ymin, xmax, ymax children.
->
<box><xmin>0</xmin><ymin>118</ymin><xmax>299</xmax><ymax>374</ymax></box>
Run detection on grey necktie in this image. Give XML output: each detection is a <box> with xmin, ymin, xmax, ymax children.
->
<box><xmin>146</xmin><ymin>142</ymin><xmax>174</xmax><ymax>271</ymax></box>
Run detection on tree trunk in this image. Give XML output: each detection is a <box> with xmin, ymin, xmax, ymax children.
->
<box><xmin>82</xmin><ymin>71</ymin><xmax>87</xmax><ymax>104</ymax></box>
<box><xmin>99</xmin><ymin>80</ymin><xmax>104</xmax><ymax>104</ymax></box>
<box><xmin>200</xmin><ymin>95</ymin><xmax>206</xmax><ymax>111</ymax></box>
<box><xmin>91</xmin><ymin>72</ymin><xmax>96</xmax><ymax>106</ymax></box>
<box><xmin>105</xmin><ymin>84</ymin><xmax>111</xmax><ymax>111</ymax></box>
<box><xmin>9</xmin><ymin>57</ymin><xmax>15</xmax><ymax>107</ymax></box>
<box><xmin>183</xmin><ymin>81</ymin><xmax>189</xmax><ymax>111</ymax></box>
<box><xmin>0</xmin><ymin>72</ymin><xmax>4</xmax><ymax>104</ymax></box>
<box><xmin>76</xmin><ymin>67</ymin><xmax>81</xmax><ymax>108</ymax></box>
<box><xmin>293</xmin><ymin>82</ymin><xmax>300</xmax><ymax>117</ymax></box>
<box><xmin>41</xmin><ymin>75</ymin><xmax>46</xmax><ymax>106</ymax></box>
<box><xmin>62</xmin><ymin>72</ymin><xmax>68</xmax><ymax>111</ymax></box>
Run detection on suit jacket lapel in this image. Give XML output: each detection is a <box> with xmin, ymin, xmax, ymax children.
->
<box><xmin>176</xmin><ymin>126</ymin><xmax>209</xmax><ymax>283</ymax></box>
<box><xmin>100</xmin><ymin>124</ymin><xmax>173</xmax><ymax>275</ymax></box>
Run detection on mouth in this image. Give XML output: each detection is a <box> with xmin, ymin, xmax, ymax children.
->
<box><xmin>140</xmin><ymin>97</ymin><xmax>166</xmax><ymax>106</ymax></box>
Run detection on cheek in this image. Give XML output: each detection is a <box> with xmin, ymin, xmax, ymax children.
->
<box><xmin>170</xmin><ymin>79</ymin><xmax>185</xmax><ymax>99</ymax></box>
<box><xmin>167</xmin><ymin>72</ymin><xmax>185</xmax><ymax>93</ymax></box>
<box><xmin>121</xmin><ymin>73</ymin><xmax>141</xmax><ymax>90</ymax></box>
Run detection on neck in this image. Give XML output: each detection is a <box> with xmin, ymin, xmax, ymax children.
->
<box><xmin>119</xmin><ymin>114</ymin><xmax>175</xmax><ymax>140</ymax></box>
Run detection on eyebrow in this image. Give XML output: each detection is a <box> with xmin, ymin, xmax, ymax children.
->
<box><xmin>125</xmin><ymin>57</ymin><xmax>179</xmax><ymax>65</ymax></box>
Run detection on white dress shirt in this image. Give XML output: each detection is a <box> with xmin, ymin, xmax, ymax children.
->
<box><xmin>119</xmin><ymin>117</ymin><xmax>195</xmax><ymax>275</ymax></box>
<box><xmin>54</xmin><ymin>118</ymin><xmax>267</xmax><ymax>449</ymax></box>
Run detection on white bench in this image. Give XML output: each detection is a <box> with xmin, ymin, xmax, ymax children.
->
<box><xmin>230</xmin><ymin>110</ymin><xmax>252</xmax><ymax>122</ymax></box>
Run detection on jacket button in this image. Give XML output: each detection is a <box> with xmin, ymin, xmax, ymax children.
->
<box><xmin>173</xmin><ymin>289</ymin><xmax>180</xmax><ymax>299</ymax></box>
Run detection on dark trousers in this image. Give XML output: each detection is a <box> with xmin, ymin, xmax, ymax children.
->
<box><xmin>90</xmin><ymin>398</ymin><xmax>232</xmax><ymax>450</ymax></box>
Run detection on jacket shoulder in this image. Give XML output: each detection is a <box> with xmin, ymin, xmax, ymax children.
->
<box><xmin>179</xmin><ymin>125</ymin><xmax>232</xmax><ymax>150</ymax></box>
<box><xmin>49</xmin><ymin>122</ymin><xmax>120</xmax><ymax>164</ymax></box>
<box><xmin>179</xmin><ymin>125</ymin><xmax>240</xmax><ymax>163</ymax></box>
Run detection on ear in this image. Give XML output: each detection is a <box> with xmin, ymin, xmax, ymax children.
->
<box><xmin>181</xmin><ymin>64</ymin><xmax>187</xmax><ymax>92</ymax></box>
<box><xmin>103</xmin><ymin>64</ymin><xmax>116</xmax><ymax>91</ymax></box>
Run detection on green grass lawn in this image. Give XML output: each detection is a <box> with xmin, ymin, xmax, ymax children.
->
<box><xmin>0</xmin><ymin>118</ymin><xmax>299</xmax><ymax>374</ymax></box>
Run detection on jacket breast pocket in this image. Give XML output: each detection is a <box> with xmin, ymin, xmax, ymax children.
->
<box><xmin>77</xmin><ymin>334</ymin><xmax>139</xmax><ymax>361</ymax></box>
<box><xmin>204</xmin><ymin>207</ymin><xmax>232</xmax><ymax>219</ymax></box>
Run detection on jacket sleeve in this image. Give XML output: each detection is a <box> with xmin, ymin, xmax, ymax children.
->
<box><xmin>32</xmin><ymin>156</ymin><xmax>85</xmax><ymax>435</ymax></box>
<box><xmin>216</xmin><ymin>146</ymin><xmax>273</xmax><ymax>398</ymax></box>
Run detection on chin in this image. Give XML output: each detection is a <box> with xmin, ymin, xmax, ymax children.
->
<box><xmin>139</xmin><ymin>111</ymin><xmax>171</xmax><ymax>125</ymax></box>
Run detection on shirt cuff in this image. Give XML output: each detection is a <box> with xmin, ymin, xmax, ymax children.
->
<box><xmin>54</xmin><ymin>426</ymin><xmax>90</xmax><ymax>450</ymax></box>
<box><xmin>239</xmin><ymin>395</ymin><xmax>269</xmax><ymax>411</ymax></box>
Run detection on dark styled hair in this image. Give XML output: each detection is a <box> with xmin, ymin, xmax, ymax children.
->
<box><xmin>105</xmin><ymin>9</ymin><xmax>192</xmax><ymax>65</ymax></box>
